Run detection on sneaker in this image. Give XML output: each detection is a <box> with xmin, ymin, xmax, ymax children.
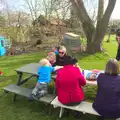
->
<box><xmin>31</xmin><ymin>94</ymin><xmax>39</xmax><ymax>100</ymax></box>
<box><xmin>29</xmin><ymin>95</ymin><xmax>34</xmax><ymax>101</ymax></box>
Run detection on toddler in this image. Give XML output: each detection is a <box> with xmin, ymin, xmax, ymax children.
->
<box><xmin>31</xmin><ymin>58</ymin><xmax>63</xmax><ymax>100</ymax></box>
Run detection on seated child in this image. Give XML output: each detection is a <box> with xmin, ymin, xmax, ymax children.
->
<box><xmin>47</xmin><ymin>52</ymin><xmax>56</xmax><ymax>66</ymax></box>
<box><xmin>52</xmin><ymin>46</ymin><xmax>60</xmax><ymax>55</ymax></box>
<box><xmin>31</xmin><ymin>58</ymin><xmax>63</xmax><ymax>100</ymax></box>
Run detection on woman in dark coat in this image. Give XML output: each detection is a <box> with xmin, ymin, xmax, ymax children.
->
<box><xmin>93</xmin><ymin>58</ymin><xmax>120</xmax><ymax>119</ymax></box>
<box><xmin>55</xmin><ymin>46</ymin><xmax>78</xmax><ymax>66</ymax></box>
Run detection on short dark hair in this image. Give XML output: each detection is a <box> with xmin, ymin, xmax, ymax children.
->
<box><xmin>116</xmin><ymin>29</ymin><xmax>120</xmax><ymax>36</ymax></box>
<box><xmin>64</xmin><ymin>56</ymin><xmax>78</xmax><ymax>65</ymax></box>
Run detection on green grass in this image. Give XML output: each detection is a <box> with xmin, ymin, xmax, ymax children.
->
<box><xmin>0</xmin><ymin>36</ymin><xmax>118</xmax><ymax>120</ymax></box>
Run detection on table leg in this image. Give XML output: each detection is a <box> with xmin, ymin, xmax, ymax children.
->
<box><xmin>13</xmin><ymin>72</ymin><xmax>23</xmax><ymax>102</ymax></box>
<box><xmin>16</xmin><ymin>72</ymin><xmax>23</xmax><ymax>85</ymax></box>
<box><xmin>59</xmin><ymin>107</ymin><xmax>64</xmax><ymax>118</ymax></box>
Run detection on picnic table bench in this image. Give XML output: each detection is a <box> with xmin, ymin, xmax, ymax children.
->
<box><xmin>3</xmin><ymin>63</ymin><xmax>56</xmax><ymax>104</ymax></box>
<box><xmin>51</xmin><ymin>97</ymin><xmax>120</xmax><ymax>120</ymax></box>
<box><xmin>51</xmin><ymin>97</ymin><xmax>100</xmax><ymax>119</ymax></box>
<box><xmin>4</xmin><ymin>84</ymin><xmax>55</xmax><ymax>103</ymax></box>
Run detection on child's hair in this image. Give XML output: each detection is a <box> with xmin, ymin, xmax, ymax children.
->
<box><xmin>39</xmin><ymin>58</ymin><xmax>50</xmax><ymax>66</ymax></box>
<box><xmin>64</xmin><ymin>56</ymin><xmax>77</xmax><ymax>65</ymax></box>
<box><xmin>48</xmin><ymin>52</ymin><xmax>56</xmax><ymax>57</ymax></box>
<box><xmin>47</xmin><ymin>52</ymin><xmax>56</xmax><ymax>60</ymax></box>
<box><xmin>116</xmin><ymin>29</ymin><xmax>120</xmax><ymax>36</ymax></box>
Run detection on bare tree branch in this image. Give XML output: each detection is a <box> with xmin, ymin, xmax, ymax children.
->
<box><xmin>97</xmin><ymin>0</ymin><xmax>104</xmax><ymax>22</ymax></box>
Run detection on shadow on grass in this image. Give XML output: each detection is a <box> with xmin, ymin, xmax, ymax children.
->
<box><xmin>0</xmin><ymin>93</ymin><xmax>98</xmax><ymax>120</ymax></box>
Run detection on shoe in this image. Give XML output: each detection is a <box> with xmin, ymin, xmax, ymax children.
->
<box><xmin>29</xmin><ymin>95</ymin><xmax>34</xmax><ymax>101</ymax></box>
<box><xmin>75</xmin><ymin>111</ymin><xmax>81</xmax><ymax>119</ymax></box>
<box><xmin>31</xmin><ymin>94</ymin><xmax>39</xmax><ymax>100</ymax></box>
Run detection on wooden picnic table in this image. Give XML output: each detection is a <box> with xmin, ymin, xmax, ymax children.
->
<box><xmin>10</xmin><ymin>63</ymin><xmax>97</xmax><ymax>102</ymax></box>
<box><xmin>15</xmin><ymin>63</ymin><xmax>97</xmax><ymax>86</ymax></box>
<box><xmin>13</xmin><ymin>63</ymin><xmax>58</xmax><ymax>102</ymax></box>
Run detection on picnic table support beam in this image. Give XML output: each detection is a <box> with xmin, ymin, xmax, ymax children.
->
<box><xmin>19</xmin><ymin>75</ymin><xmax>36</xmax><ymax>86</ymax></box>
<box><xmin>59</xmin><ymin>107</ymin><xmax>64</xmax><ymax>119</ymax></box>
<box><xmin>13</xmin><ymin>72</ymin><xmax>22</xmax><ymax>102</ymax></box>
<box><xmin>48</xmin><ymin>104</ymin><xmax>53</xmax><ymax>116</ymax></box>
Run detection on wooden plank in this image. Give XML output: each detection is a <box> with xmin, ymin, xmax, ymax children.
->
<box><xmin>15</xmin><ymin>63</ymin><xmax>40</xmax><ymax>75</ymax></box>
<box><xmin>15</xmin><ymin>63</ymin><xmax>56</xmax><ymax>80</ymax></box>
<box><xmin>51</xmin><ymin>97</ymin><xmax>100</xmax><ymax>116</ymax></box>
<box><xmin>15</xmin><ymin>63</ymin><xmax>98</xmax><ymax>86</ymax></box>
<box><xmin>3</xmin><ymin>84</ymin><xmax>55</xmax><ymax>103</ymax></box>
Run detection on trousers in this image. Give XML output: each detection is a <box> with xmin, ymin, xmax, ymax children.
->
<box><xmin>32</xmin><ymin>83</ymin><xmax>48</xmax><ymax>100</ymax></box>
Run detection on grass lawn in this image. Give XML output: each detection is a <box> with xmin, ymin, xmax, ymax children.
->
<box><xmin>0</xmin><ymin>35</ymin><xmax>118</xmax><ymax>120</ymax></box>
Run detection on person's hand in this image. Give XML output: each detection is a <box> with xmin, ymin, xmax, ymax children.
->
<box><xmin>75</xmin><ymin>63</ymin><xmax>79</xmax><ymax>67</ymax></box>
<box><xmin>55</xmin><ymin>66</ymin><xmax>63</xmax><ymax>71</ymax></box>
<box><xmin>75</xmin><ymin>63</ymin><xmax>82</xmax><ymax>72</ymax></box>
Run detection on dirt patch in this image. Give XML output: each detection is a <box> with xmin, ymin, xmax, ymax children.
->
<box><xmin>6</xmin><ymin>36</ymin><xmax>60</xmax><ymax>56</ymax></box>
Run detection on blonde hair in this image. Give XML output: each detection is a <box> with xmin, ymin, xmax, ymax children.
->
<box><xmin>105</xmin><ymin>58</ymin><xmax>120</xmax><ymax>75</ymax></box>
<box><xmin>39</xmin><ymin>58</ymin><xmax>50</xmax><ymax>66</ymax></box>
<box><xmin>59</xmin><ymin>46</ymin><xmax>66</xmax><ymax>53</ymax></box>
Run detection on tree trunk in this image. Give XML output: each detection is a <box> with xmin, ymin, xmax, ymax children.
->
<box><xmin>87</xmin><ymin>35</ymin><xmax>102</xmax><ymax>53</ymax></box>
<box><xmin>107</xmin><ymin>28</ymin><xmax>111</xmax><ymax>43</ymax></box>
<box><xmin>87</xmin><ymin>41</ymin><xmax>101</xmax><ymax>53</ymax></box>
<box><xmin>70</xmin><ymin>0</ymin><xmax>116</xmax><ymax>53</ymax></box>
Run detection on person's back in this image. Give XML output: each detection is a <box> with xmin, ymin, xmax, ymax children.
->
<box><xmin>38</xmin><ymin>66</ymin><xmax>54</xmax><ymax>83</ymax></box>
<box><xmin>56</xmin><ymin>63</ymin><xmax>86</xmax><ymax>105</ymax></box>
<box><xmin>93</xmin><ymin>58</ymin><xmax>120</xmax><ymax>118</ymax></box>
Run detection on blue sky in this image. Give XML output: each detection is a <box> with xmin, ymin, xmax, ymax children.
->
<box><xmin>6</xmin><ymin>0</ymin><xmax>28</xmax><ymax>12</ymax></box>
<box><xmin>5</xmin><ymin>0</ymin><xmax>120</xmax><ymax>20</ymax></box>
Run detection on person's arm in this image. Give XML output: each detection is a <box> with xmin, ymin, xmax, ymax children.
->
<box><xmin>75</xmin><ymin>64</ymin><xmax>82</xmax><ymax>72</ymax></box>
<box><xmin>37</xmin><ymin>67</ymin><xmax>40</xmax><ymax>75</ymax></box>
<box><xmin>77</xmin><ymin>68</ymin><xmax>86</xmax><ymax>86</ymax></box>
<box><xmin>54</xmin><ymin>55</ymin><xmax>59</xmax><ymax>66</ymax></box>
<box><xmin>96</xmin><ymin>73</ymin><xmax>102</xmax><ymax>87</ymax></box>
<box><xmin>50</xmin><ymin>66</ymin><xmax>63</xmax><ymax>73</ymax></box>
<box><xmin>54</xmin><ymin>66</ymin><xmax>63</xmax><ymax>71</ymax></box>
<box><xmin>55</xmin><ymin>73</ymin><xmax>59</xmax><ymax>90</ymax></box>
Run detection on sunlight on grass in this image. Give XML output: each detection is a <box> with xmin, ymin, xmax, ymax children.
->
<box><xmin>0</xmin><ymin>36</ymin><xmax>118</xmax><ymax>120</ymax></box>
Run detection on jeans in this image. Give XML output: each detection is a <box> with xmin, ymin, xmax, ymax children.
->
<box><xmin>32</xmin><ymin>83</ymin><xmax>48</xmax><ymax>100</ymax></box>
